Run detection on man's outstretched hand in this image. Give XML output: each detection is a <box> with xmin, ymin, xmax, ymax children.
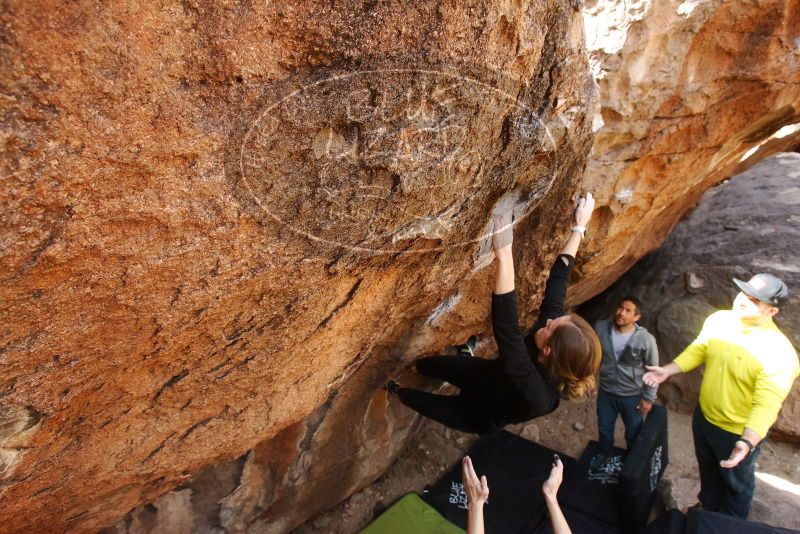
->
<box><xmin>643</xmin><ymin>366</ymin><xmax>670</xmax><ymax>388</ymax></box>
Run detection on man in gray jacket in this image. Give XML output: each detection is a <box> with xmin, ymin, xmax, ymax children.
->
<box><xmin>591</xmin><ymin>296</ymin><xmax>659</xmax><ymax>469</ymax></box>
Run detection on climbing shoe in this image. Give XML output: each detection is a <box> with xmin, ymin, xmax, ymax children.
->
<box><xmin>385</xmin><ymin>379</ymin><xmax>401</xmax><ymax>395</ymax></box>
<box><xmin>456</xmin><ymin>335</ymin><xmax>478</xmax><ymax>357</ymax></box>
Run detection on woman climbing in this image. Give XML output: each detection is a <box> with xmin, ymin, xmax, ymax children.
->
<box><xmin>387</xmin><ymin>193</ymin><xmax>601</xmax><ymax>434</ymax></box>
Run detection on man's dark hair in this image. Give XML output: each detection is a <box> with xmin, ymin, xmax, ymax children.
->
<box><xmin>619</xmin><ymin>296</ymin><xmax>642</xmax><ymax>316</ymax></box>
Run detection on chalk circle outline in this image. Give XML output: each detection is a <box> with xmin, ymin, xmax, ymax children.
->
<box><xmin>239</xmin><ymin>67</ymin><xmax>564</xmax><ymax>255</ymax></box>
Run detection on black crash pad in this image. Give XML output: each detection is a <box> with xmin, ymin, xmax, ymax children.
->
<box><xmin>558</xmin><ymin>440</ymin><xmax>628</xmax><ymax>529</ymax></box>
<box><xmin>620</xmin><ymin>404</ymin><xmax>669</xmax><ymax>532</ymax></box>
<box><xmin>535</xmin><ymin>505</ymin><xmax>624</xmax><ymax>534</ymax></box>
<box><xmin>686</xmin><ymin>508</ymin><xmax>800</xmax><ymax>534</ymax></box>
<box><xmin>423</xmin><ymin>430</ymin><xmax>576</xmax><ymax>534</ymax></box>
<box><xmin>639</xmin><ymin>509</ymin><xmax>686</xmax><ymax>534</ymax></box>
<box><xmin>559</xmin><ymin>405</ymin><xmax>669</xmax><ymax>533</ymax></box>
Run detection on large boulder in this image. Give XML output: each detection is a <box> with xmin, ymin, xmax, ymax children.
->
<box><xmin>3</xmin><ymin>0</ymin><xmax>799</xmax><ymax>532</ymax></box>
<box><xmin>570</xmin><ymin>0</ymin><xmax>800</xmax><ymax>303</ymax></box>
<box><xmin>0</xmin><ymin>1</ymin><xmax>596</xmax><ymax>532</ymax></box>
<box><xmin>580</xmin><ymin>153</ymin><xmax>800</xmax><ymax>442</ymax></box>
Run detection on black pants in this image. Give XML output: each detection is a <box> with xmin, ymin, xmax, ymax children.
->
<box><xmin>397</xmin><ymin>355</ymin><xmax>497</xmax><ymax>434</ymax></box>
<box><xmin>692</xmin><ymin>406</ymin><xmax>761</xmax><ymax>518</ymax></box>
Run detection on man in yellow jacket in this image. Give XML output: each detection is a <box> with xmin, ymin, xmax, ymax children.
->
<box><xmin>643</xmin><ymin>273</ymin><xmax>798</xmax><ymax>518</ymax></box>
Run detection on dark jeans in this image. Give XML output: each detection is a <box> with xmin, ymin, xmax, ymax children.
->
<box><xmin>597</xmin><ymin>390</ymin><xmax>643</xmax><ymax>455</ymax></box>
<box><xmin>397</xmin><ymin>355</ymin><xmax>496</xmax><ymax>434</ymax></box>
<box><xmin>692</xmin><ymin>406</ymin><xmax>761</xmax><ymax>518</ymax></box>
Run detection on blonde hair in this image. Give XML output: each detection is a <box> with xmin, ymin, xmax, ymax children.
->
<box><xmin>545</xmin><ymin>314</ymin><xmax>602</xmax><ymax>400</ymax></box>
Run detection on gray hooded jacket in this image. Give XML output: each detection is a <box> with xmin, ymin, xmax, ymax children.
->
<box><xmin>595</xmin><ymin>318</ymin><xmax>659</xmax><ymax>402</ymax></box>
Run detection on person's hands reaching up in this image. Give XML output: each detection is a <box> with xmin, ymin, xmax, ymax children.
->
<box><xmin>463</xmin><ymin>456</ymin><xmax>490</xmax><ymax>534</ymax></box>
<box><xmin>462</xmin><ymin>456</ymin><xmax>489</xmax><ymax>507</ymax></box>
<box><xmin>542</xmin><ymin>455</ymin><xmax>572</xmax><ymax>534</ymax></box>
<box><xmin>542</xmin><ymin>455</ymin><xmax>564</xmax><ymax>500</ymax></box>
<box><xmin>574</xmin><ymin>192</ymin><xmax>594</xmax><ymax>228</ymax></box>
<box><xmin>492</xmin><ymin>207</ymin><xmax>513</xmax><ymax>260</ymax></box>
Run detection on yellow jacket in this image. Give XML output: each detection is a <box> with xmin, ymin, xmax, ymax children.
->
<box><xmin>674</xmin><ymin>310</ymin><xmax>799</xmax><ymax>437</ymax></box>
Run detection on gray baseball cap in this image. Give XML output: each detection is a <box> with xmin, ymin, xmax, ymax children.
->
<box><xmin>733</xmin><ymin>273</ymin><xmax>789</xmax><ymax>306</ymax></box>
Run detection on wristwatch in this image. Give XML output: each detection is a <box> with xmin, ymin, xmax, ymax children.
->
<box><xmin>571</xmin><ymin>225</ymin><xmax>587</xmax><ymax>239</ymax></box>
<box><xmin>737</xmin><ymin>438</ymin><xmax>755</xmax><ymax>454</ymax></box>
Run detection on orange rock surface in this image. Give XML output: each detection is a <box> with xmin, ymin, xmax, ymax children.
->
<box><xmin>572</xmin><ymin>0</ymin><xmax>800</xmax><ymax>303</ymax></box>
<box><xmin>1</xmin><ymin>1</ymin><xmax>595</xmax><ymax>532</ymax></box>
<box><xmin>2</xmin><ymin>1</ymin><xmax>798</xmax><ymax>532</ymax></box>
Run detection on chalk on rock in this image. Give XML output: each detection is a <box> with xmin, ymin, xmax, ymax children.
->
<box><xmin>573</xmin><ymin>422</ymin><xmax>585</xmax><ymax>431</ymax></box>
<box><xmin>685</xmin><ymin>272</ymin><xmax>705</xmax><ymax>293</ymax></box>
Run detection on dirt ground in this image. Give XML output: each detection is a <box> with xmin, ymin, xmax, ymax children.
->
<box><xmin>295</xmin><ymin>398</ymin><xmax>800</xmax><ymax>533</ymax></box>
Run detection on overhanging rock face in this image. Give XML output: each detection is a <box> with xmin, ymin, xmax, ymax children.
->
<box><xmin>1</xmin><ymin>1</ymin><xmax>596</xmax><ymax>532</ymax></box>
<box><xmin>5</xmin><ymin>1</ymin><xmax>799</xmax><ymax>532</ymax></box>
<box><xmin>571</xmin><ymin>0</ymin><xmax>800</xmax><ymax>303</ymax></box>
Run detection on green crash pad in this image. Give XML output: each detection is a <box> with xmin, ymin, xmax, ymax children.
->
<box><xmin>360</xmin><ymin>493</ymin><xmax>465</xmax><ymax>534</ymax></box>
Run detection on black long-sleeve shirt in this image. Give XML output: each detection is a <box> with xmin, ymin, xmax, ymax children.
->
<box><xmin>487</xmin><ymin>254</ymin><xmax>574</xmax><ymax>425</ymax></box>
